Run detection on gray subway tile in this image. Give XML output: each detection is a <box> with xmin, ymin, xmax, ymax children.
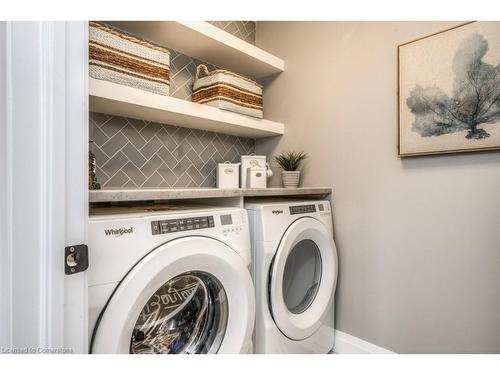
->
<box><xmin>122</xmin><ymin>123</ymin><xmax>147</xmax><ymax>149</ymax></box>
<box><xmin>101</xmin><ymin>131</ymin><xmax>128</xmax><ymax>158</ymax></box>
<box><xmin>105</xmin><ymin>170</ymin><xmax>130</xmax><ymax>188</ymax></box>
<box><xmin>140</xmin><ymin>136</ymin><xmax>162</xmax><ymax>159</ymax></box>
<box><xmin>186</xmin><ymin>147</ymin><xmax>204</xmax><ymax>167</ymax></box>
<box><xmin>156</xmin><ymin>146</ymin><xmax>177</xmax><ymax>169</ymax></box>
<box><xmin>187</xmin><ymin>165</ymin><xmax>205</xmax><ymax>185</ymax></box>
<box><xmin>122</xmin><ymin>143</ymin><xmax>147</xmax><ymax>168</ymax></box>
<box><xmin>101</xmin><ymin>150</ymin><xmax>128</xmax><ymax>177</ymax></box>
<box><xmin>140</xmin><ymin>155</ymin><xmax>162</xmax><ymax>177</ymax></box>
<box><xmin>90</xmin><ymin>112</ymin><xmax>110</xmax><ymax>127</ymax></box>
<box><xmin>157</xmin><ymin>163</ymin><xmax>177</xmax><ymax>186</ymax></box>
<box><xmin>100</xmin><ymin>116</ymin><xmax>127</xmax><ymax>138</ymax></box>
<box><xmin>173</xmin><ymin>171</ymin><xmax>194</xmax><ymax>188</ymax></box>
<box><xmin>142</xmin><ymin>171</ymin><xmax>164</xmax><ymax>188</ymax></box>
<box><xmin>122</xmin><ymin>161</ymin><xmax>147</xmax><ymax>187</ymax></box>
<box><xmin>171</xmin><ymin>155</ymin><xmax>192</xmax><ymax>178</ymax></box>
<box><xmin>90</xmin><ymin>123</ymin><xmax>110</xmax><ymax>147</ymax></box>
<box><xmin>157</xmin><ymin>129</ymin><xmax>177</xmax><ymax>150</ymax></box>
<box><xmin>127</xmin><ymin>117</ymin><xmax>147</xmax><ymax>132</ymax></box>
<box><xmin>199</xmin><ymin>143</ymin><xmax>216</xmax><ymax>162</ymax></box>
<box><xmin>140</xmin><ymin>122</ymin><xmax>163</xmax><ymax>141</ymax></box>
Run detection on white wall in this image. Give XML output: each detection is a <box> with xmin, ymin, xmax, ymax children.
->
<box><xmin>256</xmin><ymin>21</ymin><xmax>500</xmax><ymax>353</ymax></box>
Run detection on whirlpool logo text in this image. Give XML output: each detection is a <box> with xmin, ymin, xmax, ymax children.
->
<box><xmin>104</xmin><ymin>227</ymin><xmax>134</xmax><ymax>238</ymax></box>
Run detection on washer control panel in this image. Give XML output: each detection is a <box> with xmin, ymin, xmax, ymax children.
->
<box><xmin>221</xmin><ymin>213</ymin><xmax>245</xmax><ymax>236</ymax></box>
<box><xmin>151</xmin><ymin>215</ymin><xmax>215</xmax><ymax>235</ymax></box>
<box><xmin>221</xmin><ymin>224</ymin><xmax>245</xmax><ymax>236</ymax></box>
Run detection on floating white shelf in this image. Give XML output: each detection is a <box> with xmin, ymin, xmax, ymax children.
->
<box><xmin>89</xmin><ymin>79</ymin><xmax>285</xmax><ymax>138</ymax></box>
<box><xmin>107</xmin><ymin>21</ymin><xmax>285</xmax><ymax>79</ymax></box>
<box><xmin>89</xmin><ymin>187</ymin><xmax>333</xmax><ymax>203</ymax></box>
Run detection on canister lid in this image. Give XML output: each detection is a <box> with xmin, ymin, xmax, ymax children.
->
<box><xmin>241</xmin><ymin>154</ymin><xmax>266</xmax><ymax>160</ymax></box>
<box><xmin>218</xmin><ymin>161</ymin><xmax>240</xmax><ymax>167</ymax></box>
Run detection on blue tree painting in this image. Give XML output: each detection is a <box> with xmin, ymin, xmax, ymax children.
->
<box><xmin>406</xmin><ymin>33</ymin><xmax>500</xmax><ymax>140</ymax></box>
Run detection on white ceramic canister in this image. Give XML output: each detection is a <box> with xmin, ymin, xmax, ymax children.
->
<box><xmin>240</xmin><ymin>154</ymin><xmax>272</xmax><ymax>188</ymax></box>
<box><xmin>247</xmin><ymin>167</ymin><xmax>267</xmax><ymax>188</ymax></box>
<box><xmin>216</xmin><ymin>162</ymin><xmax>240</xmax><ymax>188</ymax></box>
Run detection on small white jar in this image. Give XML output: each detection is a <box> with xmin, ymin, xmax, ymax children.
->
<box><xmin>247</xmin><ymin>167</ymin><xmax>267</xmax><ymax>188</ymax></box>
<box><xmin>216</xmin><ymin>162</ymin><xmax>240</xmax><ymax>188</ymax></box>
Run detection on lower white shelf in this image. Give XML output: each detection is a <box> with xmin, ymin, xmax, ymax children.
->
<box><xmin>89</xmin><ymin>79</ymin><xmax>284</xmax><ymax>138</ymax></box>
<box><xmin>89</xmin><ymin>187</ymin><xmax>332</xmax><ymax>203</ymax></box>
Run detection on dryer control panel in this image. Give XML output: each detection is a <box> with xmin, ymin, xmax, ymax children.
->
<box><xmin>150</xmin><ymin>215</ymin><xmax>215</xmax><ymax>235</ymax></box>
<box><xmin>289</xmin><ymin>204</ymin><xmax>316</xmax><ymax>215</ymax></box>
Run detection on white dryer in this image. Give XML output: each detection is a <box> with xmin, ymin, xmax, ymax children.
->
<box><xmin>245</xmin><ymin>200</ymin><xmax>338</xmax><ymax>353</ymax></box>
<box><xmin>88</xmin><ymin>204</ymin><xmax>255</xmax><ymax>354</ymax></box>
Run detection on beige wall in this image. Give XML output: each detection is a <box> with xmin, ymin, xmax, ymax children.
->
<box><xmin>256</xmin><ymin>21</ymin><xmax>500</xmax><ymax>353</ymax></box>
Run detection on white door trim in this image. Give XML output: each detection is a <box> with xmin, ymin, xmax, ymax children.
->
<box><xmin>0</xmin><ymin>21</ymin><xmax>88</xmax><ymax>353</ymax></box>
<box><xmin>63</xmin><ymin>21</ymin><xmax>89</xmax><ymax>354</ymax></box>
<box><xmin>334</xmin><ymin>330</ymin><xmax>395</xmax><ymax>354</ymax></box>
<box><xmin>0</xmin><ymin>20</ymin><xmax>14</xmax><ymax>350</ymax></box>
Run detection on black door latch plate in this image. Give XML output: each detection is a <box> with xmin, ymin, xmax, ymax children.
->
<box><xmin>65</xmin><ymin>244</ymin><xmax>89</xmax><ymax>275</ymax></box>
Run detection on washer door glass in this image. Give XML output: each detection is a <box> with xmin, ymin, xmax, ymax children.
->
<box><xmin>130</xmin><ymin>271</ymin><xmax>228</xmax><ymax>354</ymax></box>
<box><xmin>282</xmin><ymin>239</ymin><xmax>322</xmax><ymax>314</ymax></box>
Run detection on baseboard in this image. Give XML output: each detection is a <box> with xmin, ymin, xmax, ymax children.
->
<box><xmin>333</xmin><ymin>330</ymin><xmax>395</xmax><ymax>354</ymax></box>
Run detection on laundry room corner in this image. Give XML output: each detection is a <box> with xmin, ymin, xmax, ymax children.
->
<box><xmin>2</xmin><ymin>3</ymin><xmax>500</xmax><ymax>375</ymax></box>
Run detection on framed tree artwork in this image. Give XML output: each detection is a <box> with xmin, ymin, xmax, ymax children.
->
<box><xmin>398</xmin><ymin>22</ymin><xmax>500</xmax><ymax>156</ymax></box>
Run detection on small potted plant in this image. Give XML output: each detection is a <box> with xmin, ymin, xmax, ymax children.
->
<box><xmin>274</xmin><ymin>151</ymin><xmax>307</xmax><ymax>188</ymax></box>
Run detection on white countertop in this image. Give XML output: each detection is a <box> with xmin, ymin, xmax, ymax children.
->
<box><xmin>89</xmin><ymin>187</ymin><xmax>332</xmax><ymax>203</ymax></box>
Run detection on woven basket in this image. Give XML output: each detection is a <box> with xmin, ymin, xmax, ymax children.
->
<box><xmin>89</xmin><ymin>22</ymin><xmax>170</xmax><ymax>96</ymax></box>
<box><xmin>192</xmin><ymin>64</ymin><xmax>263</xmax><ymax>118</ymax></box>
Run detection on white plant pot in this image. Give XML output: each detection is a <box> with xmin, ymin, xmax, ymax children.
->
<box><xmin>281</xmin><ymin>171</ymin><xmax>301</xmax><ymax>188</ymax></box>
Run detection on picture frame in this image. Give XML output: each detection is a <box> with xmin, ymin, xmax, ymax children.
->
<box><xmin>398</xmin><ymin>22</ymin><xmax>500</xmax><ymax>156</ymax></box>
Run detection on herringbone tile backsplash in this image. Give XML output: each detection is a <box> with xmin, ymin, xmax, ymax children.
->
<box><xmin>90</xmin><ymin>114</ymin><xmax>255</xmax><ymax>188</ymax></box>
<box><xmin>208</xmin><ymin>21</ymin><xmax>256</xmax><ymax>44</ymax></box>
<box><xmin>90</xmin><ymin>21</ymin><xmax>258</xmax><ymax>189</ymax></box>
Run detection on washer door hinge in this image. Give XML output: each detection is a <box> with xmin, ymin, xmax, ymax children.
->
<box><xmin>65</xmin><ymin>244</ymin><xmax>89</xmax><ymax>275</ymax></box>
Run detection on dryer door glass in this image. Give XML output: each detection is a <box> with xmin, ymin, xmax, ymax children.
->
<box><xmin>282</xmin><ymin>239</ymin><xmax>322</xmax><ymax>314</ymax></box>
<box><xmin>130</xmin><ymin>271</ymin><xmax>228</xmax><ymax>354</ymax></box>
<box><xmin>268</xmin><ymin>217</ymin><xmax>337</xmax><ymax>341</ymax></box>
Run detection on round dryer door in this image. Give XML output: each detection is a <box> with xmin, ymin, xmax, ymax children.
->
<box><xmin>269</xmin><ymin>217</ymin><xmax>337</xmax><ymax>340</ymax></box>
<box><xmin>91</xmin><ymin>237</ymin><xmax>255</xmax><ymax>354</ymax></box>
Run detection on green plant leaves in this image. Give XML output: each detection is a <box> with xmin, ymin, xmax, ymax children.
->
<box><xmin>274</xmin><ymin>151</ymin><xmax>307</xmax><ymax>171</ymax></box>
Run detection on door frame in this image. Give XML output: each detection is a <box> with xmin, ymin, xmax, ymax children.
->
<box><xmin>0</xmin><ymin>21</ymin><xmax>88</xmax><ymax>353</ymax></box>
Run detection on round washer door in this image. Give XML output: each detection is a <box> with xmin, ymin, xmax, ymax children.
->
<box><xmin>91</xmin><ymin>236</ymin><xmax>255</xmax><ymax>354</ymax></box>
<box><xmin>269</xmin><ymin>217</ymin><xmax>337</xmax><ymax>340</ymax></box>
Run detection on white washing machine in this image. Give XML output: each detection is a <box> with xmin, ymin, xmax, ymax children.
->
<box><xmin>87</xmin><ymin>204</ymin><xmax>255</xmax><ymax>354</ymax></box>
<box><xmin>245</xmin><ymin>200</ymin><xmax>338</xmax><ymax>353</ymax></box>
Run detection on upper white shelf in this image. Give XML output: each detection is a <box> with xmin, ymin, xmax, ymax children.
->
<box><xmin>89</xmin><ymin>78</ymin><xmax>285</xmax><ymax>138</ymax></box>
<box><xmin>107</xmin><ymin>21</ymin><xmax>285</xmax><ymax>79</ymax></box>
